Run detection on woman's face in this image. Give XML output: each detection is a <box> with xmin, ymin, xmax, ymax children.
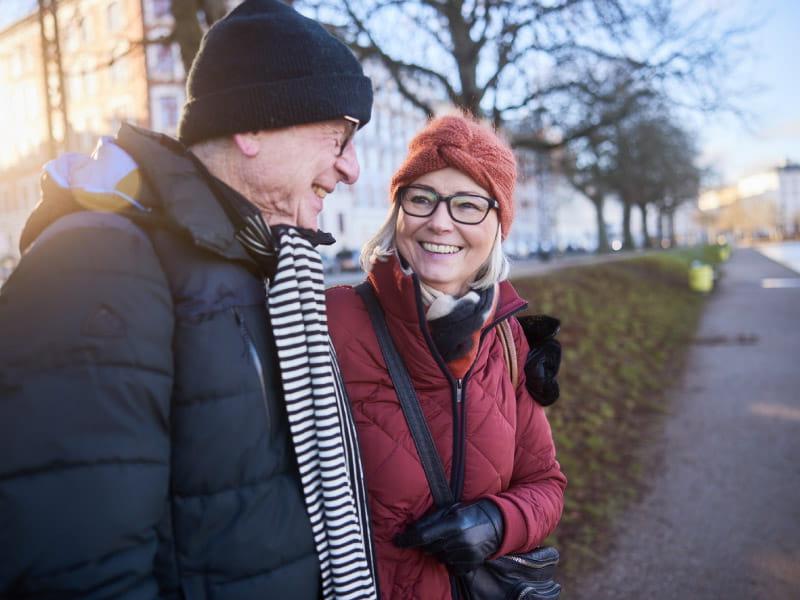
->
<box><xmin>395</xmin><ymin>167</ymin><xmax>499</xmax><ymax>296</ymax></box>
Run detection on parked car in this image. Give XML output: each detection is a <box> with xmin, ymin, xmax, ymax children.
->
<box><xmin>320</xmin><ymin>253</ymin><xmax>337</xmax><ymax>274</ymax></box>
<box><xmin>335</xmin><ymin>248</ymin><xmax>361</xmax><ymax>273</ymax></box>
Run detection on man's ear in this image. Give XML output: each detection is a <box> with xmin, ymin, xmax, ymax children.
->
<box><xmin>232</xmin><ymin>132</ymin><xmax>261</xmax><ymax>157</ymax></box>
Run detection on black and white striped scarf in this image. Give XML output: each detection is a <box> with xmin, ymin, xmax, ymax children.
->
<box><xmin>237</xmin><ymin>216</ymin><xmax>379</xmax><ymax>599</ymax></box>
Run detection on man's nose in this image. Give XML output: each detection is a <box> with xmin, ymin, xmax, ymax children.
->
<box><xmin>335</xmin><ymin>142</ymin><xmax>360</xmax><ymax>184</ymax></box>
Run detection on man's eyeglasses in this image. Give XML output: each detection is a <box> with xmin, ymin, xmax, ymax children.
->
<box><xmin>398</xmin><ymin>184</ymin><xmax>499</xmax><ymax>225</ymax></box>
<box><xmin>336</xmin><ymin>116</ymin><xmax>360</xmax><ymax>157</ymax></box>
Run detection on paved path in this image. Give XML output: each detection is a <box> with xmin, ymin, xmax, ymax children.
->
<box><xmin>569</xmin><ymin>248</ymin><xmax>800</xmax><ymax>600</ymax></box>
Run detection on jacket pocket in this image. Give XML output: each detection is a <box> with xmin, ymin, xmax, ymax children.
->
<box><xmin>232</xmin><ymin>307</ymin><xmax>272</xmax><ymax>436</ymax></box>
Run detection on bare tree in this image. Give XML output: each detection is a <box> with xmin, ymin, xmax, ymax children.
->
<box><xmin>170</xmin><ymin>0</ymin><xmax>229</xmax><ymax>74</ymax></box>
<box><xmin>656</xmin><ymin>150</ymin><xmax>703</xmax><ymax>246</ymax></box>
<box><xmin>299</xmin><ymin>0</ymin><xmax>750</xmax><ymax>151</ymax></box>
<box><xmin>561</xmin><ymin>84</ymin><xmax>701</xmax><ymax>251</ymax></box>
<box><xmin>558</xmin><ymin>70</ymin><xmax>649</xmax><ymax>252</ymax></box>
<box><xmin>560</xmin><ymin>128</ymin><xmax>616</xmax><ymax>253</ymax></box>
<box><xmin>55</xmin><ymin>0</ymin><xmax>230</xmax><ymax>80</ymax></box>
<box><xmin>607</xmin><ymin>106</ymin><xmax>702</xmax><ymax>249</ymax></box>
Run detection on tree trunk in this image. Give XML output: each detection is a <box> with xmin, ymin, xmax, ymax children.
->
<box><xmin>171</xmin><ymin>0</ymin><xmax>204</xmax><ymax>74</ymax></box>
<box><xmin>638</xmin><ymin>203</ymin><xmax>651</xmax><ymax>248</ymax></box>
<box><xmin>169</xmin><ymin>0</ymin><xmax>229</xmax><ymax>75</ymax></box>
<box><xmin>593</xmin><ymin>196</ymin><xmax>610</xmax><ymax>253</ymax></box>
<box><xmin>668</xmin><ymin>210</ymin><xmax>677</xmax><ymax>246</ymax></box>
<box><xmin>657</xmin><ymin>207</ymin><xmax>664</xmax><ymax>247</ymax></box>
<box><xmin>443</xmin><ymin>2</ymin><xmax>481</xmax><ymax>115</ymax></box>
<box><xmin>622</xmin><ymin>200</ymin><xmax>635</xmax><ymax>249</ymax></box>
<box><xmin>200</xmin><ymin>0</ymin><xmax>228</xmax><ymax>24</ymax></box>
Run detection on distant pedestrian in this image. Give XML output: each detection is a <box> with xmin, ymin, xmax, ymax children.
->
<box><xmin>326</xmin><ymin>114</ymin><xmax>567</xmax><ymax>599</ymax></box>
<box><xmin>0</xmin><ymin>0</ymin><xmax>379</xmax><ymax>598</ymax></box>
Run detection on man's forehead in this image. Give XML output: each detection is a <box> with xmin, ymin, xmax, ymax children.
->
<box><xmin>290</xmin><ymin>119</ymin><xmax>349</xmax><ymax>134</ymax></box>
<box><xmin>257</xmin><ymin>119</ymin><xmax>337</xmax><ymax>136</ymax></box>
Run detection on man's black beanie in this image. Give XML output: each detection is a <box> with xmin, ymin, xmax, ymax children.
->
<box><xmin>177</xmin><ymin>0</ymin><xmax>373</xmax><ymax>146</ymax></box>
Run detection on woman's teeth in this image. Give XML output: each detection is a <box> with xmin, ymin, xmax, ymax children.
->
<box><xmin>420</xmin><ymin>242</ymin><xmax>461</xmax><ymax>254</ymax></box>
<box><xmin>312</xmin><ymin>185</ymin><xmax>327</xmax><ymax>199</ymax></box>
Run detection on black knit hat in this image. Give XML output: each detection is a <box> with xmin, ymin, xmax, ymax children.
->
<box><xmin>177</xmin><ymin>0</ymin><xmax>373</xmax><ymax>146</ymax></box>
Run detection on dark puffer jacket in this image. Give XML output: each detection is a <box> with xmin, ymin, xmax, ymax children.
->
<box><xmin>326</xmin><ymin>257</ymin><xmax>567</xmax><ymax>600</ymax></box>
<box><xmin>0</xmin><ymin>125</ymin><xmax>319</xmax><ymax>599</ymax></box>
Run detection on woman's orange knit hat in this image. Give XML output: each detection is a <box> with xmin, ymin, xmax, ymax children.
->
<box><xmin>390</xmin><ymin>115</ymin><xmax>517</xmax><ymax>238</ymax></box>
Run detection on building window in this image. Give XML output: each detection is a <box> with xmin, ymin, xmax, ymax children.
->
<box><xmin>10</xmin><ymin>46</ymin><xmax>24</xmax><ymax>78</ymax></box>
<box><xmin>110</xmin><ymin>102</ymin><xmax>131</xmax><ymax>131</ymax></box>
<box><xmin>151</xmin><ymin>0</ymin><xmax>171</xmax><ymax>19</ymax></box>
<box><xmin>152</xmin><ymin>44</ymin><xmax>175</xmax><ymax>78</ymax></box>
<box><xmin>107</xmin><ymin>1</ymin><xmax>123</xmax><ymax>32</ymax></box>
<box><xmin>69</xmin><ymin>73</ymin><xmax>82</xmax><ymax>100</ymax></box>
<box><xmin>78</xmin><ymin>17</ymin><xmax>91</xmax><ymax>43</ymax></box>
<box><xmin>110</xmin><ymin>57</ymin><xmax>127</xmax><ymax>83</ymax></box>
<box><xmin>83</xmin><ymin>60</ymin><xmax>97</xmax><ymax>95</ymax></box>
<box><xmin>64</xmin><ymin>25</ymin><xmax>79</xmax><ymax>52</ymax></box>
<box><xmin>156</xmin><ymin>95</ymin><xmax>179</xmax><ymax>132</ymax></box>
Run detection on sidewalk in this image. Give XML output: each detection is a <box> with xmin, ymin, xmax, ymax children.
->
<box><xmin>568</xmin><ymin>248</ymin><xmax>800</xmax><ymax>599</ymax></box>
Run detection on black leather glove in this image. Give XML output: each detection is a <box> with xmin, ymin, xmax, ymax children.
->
<box><xmin>394</xmin><ymin>500</ymin><xmax>504</xmax><ymax>574</ymax></box>
<box><xmin>518</xmin><ymin>314</ymin><xmax>561</xmax><ymax>406</ymax></box>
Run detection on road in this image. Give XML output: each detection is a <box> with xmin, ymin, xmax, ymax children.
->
<box><xmin>568</xmin><ymin>247</ymin><xmax>800</xmax><ymax>599</ymax></box>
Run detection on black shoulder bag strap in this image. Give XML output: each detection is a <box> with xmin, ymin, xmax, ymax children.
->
<box><xmin>355</xmin><ymin>282</ymin><xmax>454</xmax><ymax>508</ymax></box>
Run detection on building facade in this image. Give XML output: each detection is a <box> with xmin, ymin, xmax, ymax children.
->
<box><xmin>777</xmin><ymin>162</ymin><xmax>800</xmax><ymax>237</ymax></box>
<box><xmin>1</xmin><ymin>0</ymin><xmax>575</xmax><ymax>267</ymax></box>
<box><xmin>698</xmin><ymin>161</ymin><xmax>800</xmax><ymax>242</ymax></box>
<box><xmin>0</xmin><ymin>0</ymin><xmax>187</xmax><ymax>258</ymax></box>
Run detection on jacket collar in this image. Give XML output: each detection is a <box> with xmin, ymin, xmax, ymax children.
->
<box><xmin>367</xmin><ymin>253</ymin><xmax>528</xmax><ymax>326</ymax></box>
<box><xmin>114</xmin><ymin>123</ymin><xmax>253</xmax><ymax>262</ymax></box>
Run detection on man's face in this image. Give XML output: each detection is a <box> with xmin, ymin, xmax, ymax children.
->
<box><xmin>241</xmin><ymin>119</ymin><xmax>360</xmax><ymax>229</ymax></box>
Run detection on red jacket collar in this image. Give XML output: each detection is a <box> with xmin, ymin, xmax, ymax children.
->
<box><xmin>367</xmin><ymin>253</ymin><xmax>528</xmax><ymax>326</ymax></box>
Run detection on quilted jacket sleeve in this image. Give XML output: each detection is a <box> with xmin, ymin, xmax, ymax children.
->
<box><xmin>0</xmin><ymin>214</ymin><xmax>174</xmax><ymax>598</ymax></box>
<box><xmin>487</xmin><ymin>317</ymin><xmax>567</xmax><ymax>557</ymax></box>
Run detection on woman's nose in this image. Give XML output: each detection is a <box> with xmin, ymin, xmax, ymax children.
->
<box><xmin>425</xmin><ymin>200</ymin><xmax>454</xmax><ymax>230</ymax></box>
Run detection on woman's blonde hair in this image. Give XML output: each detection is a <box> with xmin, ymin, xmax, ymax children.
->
<box><xmin>360</xmin><ymin>202</ymin><xmax>510</xmax><ymax>291</ymax></box>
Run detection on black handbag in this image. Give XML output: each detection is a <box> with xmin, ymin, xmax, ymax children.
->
<box><xmin>355</xmin><ymin>283</ymin><xmax>561</xmax><ymax>600</ymax></box>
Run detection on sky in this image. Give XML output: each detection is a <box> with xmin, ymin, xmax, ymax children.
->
<box><xmin>1</xmin><ymin>0</ymin><xmax>798</xmax><ymax>186</ymax></box>
<box><xmin>696</xmin><ymin>0</ymin><xmax>800</xmax><ymax>183</ymax></box>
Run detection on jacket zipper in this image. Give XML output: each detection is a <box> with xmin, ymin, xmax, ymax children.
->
<box><xmin>409</xmin><ymin>278</ymin><xmax>528</xmax><ymax>599</ymax></box>
<box><xmin>451</xmin><ymin>379</ymin><xmax>464</xmax><ymax>499</ymax></box>
<box><xmin>499</xmin><ymin>554</ymin><xmax>559</xmax><ymax>569</ymax></box>
<box><xmin>451</xmin><ymin>302</ymin><xmax>529</xmax><ymax>503</ymax></box>
<box><xmin>451</xmin><ymin>377</ymin><xmax>467</xmax><ymax>499</ymax></box>
<box><xmin>233</xmin><ymin>308</ymin><xmax>271</xmax><ymax>434</ymax></box>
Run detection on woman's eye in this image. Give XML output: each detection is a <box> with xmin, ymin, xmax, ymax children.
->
<box><xmin>453</xmin><ymin>199</ymin><xmax>480</xmax><ymax>211</ymax></box>
<box><xmin>410</xmin><ymin>195</ymin><xmax>434</xmax><ymax>205</ymax></box>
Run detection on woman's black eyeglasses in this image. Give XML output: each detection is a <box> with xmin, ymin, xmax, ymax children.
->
<box><xmin>398</xmin><ymin>184</ymin><xmax>499</xmax><ymax>225</ymax></box>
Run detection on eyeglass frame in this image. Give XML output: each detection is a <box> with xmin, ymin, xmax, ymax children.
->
<box><xmin>336</xmin><ymin>115</ymin><xmax>360</xmax><ymax>157</ymax></box>
<box><xmin>396</xmin><ymin>184</ymin><xmax>500</xmax><ymax>225</ymax></box>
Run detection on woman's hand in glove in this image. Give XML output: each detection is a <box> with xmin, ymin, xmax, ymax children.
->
<box><xmin>517</xmin><ymin>314</ymin><xmax>561</xmax><ymax>406</ymax></box>
<box><xmin>394</xmin><ymin>499</ymin><xmax>504</xmax><ymax>574</ymax></box>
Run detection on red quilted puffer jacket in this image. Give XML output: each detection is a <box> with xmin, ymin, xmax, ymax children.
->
<box><xmin>326</xmin><ymin>256</ymin><xmax>567</xmax><ymax>600</ymax></box>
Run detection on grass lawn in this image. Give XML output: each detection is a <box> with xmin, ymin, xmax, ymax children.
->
<box><xmin>511</xmin><ymin>246</ymin><xmax>724</xmax><ymax>586</ymax></box>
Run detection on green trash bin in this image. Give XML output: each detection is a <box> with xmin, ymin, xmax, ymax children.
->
<box><xmin>689</xmin><ymin>261</ymin><xmax>714</xmax><ymax>293</ymax></box>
